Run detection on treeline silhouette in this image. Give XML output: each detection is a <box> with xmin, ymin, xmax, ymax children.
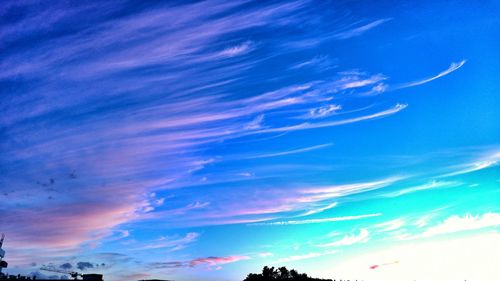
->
<box><xmin>243</xmin><ymin>266</ymin><xmax>332</xmax><ymax>281</ymax></box>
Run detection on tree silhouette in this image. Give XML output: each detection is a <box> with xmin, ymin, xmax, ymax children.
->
<box><xmin>290</xmin><ymin>269</ymin><xmax>299</xmax><ymax>279</ymax></box>
<box><xmin>243</xmin><ymin>266</ymin><xmax>332</xmax><ymax>281</ymax></box>
<box><xmin>278</xmin><ymin>267</ymin><xmax>290</xmax><ymax>279</ymax></box>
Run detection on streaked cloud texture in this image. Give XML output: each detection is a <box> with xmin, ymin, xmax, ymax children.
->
<box><xmin>1</xmin><ymin>1</ymin><xmax>499</xmax><ymax>281</ymax></box>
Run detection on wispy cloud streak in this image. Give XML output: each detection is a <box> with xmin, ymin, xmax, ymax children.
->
<box><xmin>333</xmin><ymin>18</ymin><xmax>392</xmax><ymax>39</ymax></box>
<box><xmin>398</xmin><ymin>60</ymin><xmax>467</xmax><ymax>88</ymax></box>
<box><xmin>422</xmin><ymin>213</ymin><xmax>500</xmax><ymax>237</ymax></box>
<box><xmin>274</xmin><ymin>250</ymin><xmax>336</xmax><ymax>263</ymax></box>
<box><xmin>243</xmin><ymin>143</ymin><xmax>334</xmax><ymax>159</ymax></box>
<box><xmin>149</xmin><ymin>255</ymin><xmax>250</xmax><ymax>270</ymax></box>
<box><xmin>252</xmin><ymin>213</ymin><xmax>382</xmax><ymax>226</ymax></box>
<box><xmin>257</xmin><ymin>104</ymin><xmax>408</xmax><ymax>134</ymax></box>
<box><xmin>299</xmin><ymin>202</ymin><xmax>338</xmax><ymax>217</ymax></box>
<box><xmin>318</xmin><ymin>229</ymin><xmax>370</xmax><ymax>247</ymax></box>
<box><xmin>1</xmin><ymin>1</ymin><xmax>477</xmax><ymax>277</ymax></box>
<box><xmin>381</xmin><ymin>181</ymin><xmax>461</xmax><ymax>197</ymax></box>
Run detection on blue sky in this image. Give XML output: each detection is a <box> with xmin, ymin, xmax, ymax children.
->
<box><xmin>1</xmin><ymin>0</ymin><xmax>499</xmax><ymax>280</ymax></box>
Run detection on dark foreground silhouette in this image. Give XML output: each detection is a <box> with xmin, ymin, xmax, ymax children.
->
<box><xmin>244</xmin><ymin>266</ymin><xmax>332</xmax><ymax>281</ymax></box>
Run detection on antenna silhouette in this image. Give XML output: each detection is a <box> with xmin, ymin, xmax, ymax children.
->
<box><xmin>0</xmin><ymin>234</ymin><xmax>7</xmax><ymax>276</ymax></box>
<box><xmin>40</xmin><ymin>266</ymin><xmax>82</xmax><ymax>280</ymax></box>
<box><xmin>40</xmin><ymin>266</ymin><xmax>103</xmax><ymax>281</ymax></box>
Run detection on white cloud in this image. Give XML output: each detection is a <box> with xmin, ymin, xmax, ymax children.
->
<box><xmin>326</xmin><ymin>231</ymin><xmax>343</xmax><ymax>238</ymax></box>
<box><xmin>333</xmin><ymin>18</ymin><xmax>392</xmax><ymax>39</ymax></box>
<box><xmin>218</xmin><ymin>41</ymin><xmax>255</xmax><ymax>57</ymax></box>
<box><xmin>186</xmin><ymin>201</ymin><xmax>211</xmax><ymax>209</ymax></box>
<box><xmin>440</xmin><ymin>159</ymin><xmax>498</xmax><ymax>178</ymax></box>
<box><xmin>187</xmin><ymin>158</ymin><xmax>216</xmax><ymax>173</ymax></box>
<box><xmin>413</xmin><ymin>215</ymin><xmax>431</xmax><ymax>228</ymax></box>
<box><xmin>244</xmin><ymin>143</ymin><xmax>333</xmax><ymax>159</ymax></box>
<box><xmin>301</xmin><ymin>177</ymin><xmax>402</xmax><ymax>200</ymax></box>
<box><xmin>258</xmin><ymin>252</ymin><xmax>274</xmax><ymax>258</ymax></box>
<box><xmin>340</xmin><ymin>74</ymin><xmax>386</xmax><ymax>90</ymax></box>
<box><xmin>133</xmin><ymin>232</ymin><xmax>200</xmax><ymax>250</ymax></box>
<box><xmin>422</xmin><ymin>212</ymin><xmax>500</xmax><ymax>237</ymax></box>
<box><xmin>308</xmin><ymin>104</ymin><xmax>342</xmax><ymax>119</ymax></box>
<box><xmin>254</xmin><ymin>213</ymin><xmax>382</xmax><ymax>226</ymax></box>
<box><xmin>300</xmin><ymin>202</ymin><xmax>338</xmax><ymax>217</ymax></box>
<box><xmin>290</xmin><ymin>55</ymin><xmax>334</xmax><ymax>70</ymax></box>
<box><xmin>257</xmin><ymin>103</ymin><xmax>408</xmax><ymax>133</ymax></box>
<box><xmin>245</xmin><ymin>114</ymin><xmax>265</xmax><ymax>130</ymax></box>
<box><xmin>318</xmin><ymin>229</ymin><xmax>369</xmax><ymax>247</ymax></box>
<box><xmin>400</xmin><ymin>60</ymin><xmax>466</xmax><ymax>88</ymax></box>
<box><xmin>371</xmin><ymin>83</ymin><xmax>388</xmax><ymax>93</ymax></box>
<box><xmin>375</xmin><ymin>219</ymin><xmax>405</xmax><ymax>232</ymax></box>
<box><xmin>274</xmin><ymin>250</ymin><xmax>336</xmax><ymax>263</ymax></box>
<box><xmin>381</xmin><ymin>180</ymin><xmax>460</xmax><ymax>197</ymax></box>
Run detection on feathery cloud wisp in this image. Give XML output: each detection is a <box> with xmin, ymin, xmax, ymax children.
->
<box><xmin>333</xmin><ymin>18</ymin><xmax>392</xmax><ymax>39</ymax></box>
<box><xmin>422</xmin><ymin>213</ymin><xmax>500</xmax><ymax>237</ymax></box>
<box><xmin>274</xmin><ymin>250</ymin><xmax>336</xmax><ymax>263</ymax></box>
<box><xmin>257</xmin><ymin>104</ymin><xmax>408</xmax><ymax>134</ymax></box>
<box><xmin>301</xmin><ymin>177</ymin><xmax>402</xmax><ymax>199</ymax></box>
<box><xmin>375</xmin><ymin>219</ymin><xmax>406</xmax><ymax>232</ymax></box>
<box><xmin>243</xmin><ymin>143</ymin><xmax>334</xmax><ymax>159</ymax></box>
<box><xmin>399</xmin><ymin>60</ymin><xmax>466</xmax><ymax>88</ymax></box>
<box><xmin>381</xmin><ymin>180</ymin><xmax>460</xmax><ymax>197</ymax></box>
<box><xmin>300</xmin><ymin>202</ymin><xmax>338</xmax><ymax>217</ymax></box>
<box><xmin>318</xmin><ymin>229</ymin><xmax>370</xmax><ymax>247</ymax></box>
<box><xmin>439</xmin><ymin>158</ymin><xmax>499</xmax><ymax>178</ymax></box>
<box><xmin>149</xmin><ymin>255</ymin><xmax>250</xmax><ymax>270</ymax></box>
<box><xmin>132</xmin><ymin>232</ymin><xmax>200</xmax><ymax>251</ymax></box>
<box><xmin>252</xmin><ymin>213</ymin><xmax>382</xmax><ymax>226</ymax></box>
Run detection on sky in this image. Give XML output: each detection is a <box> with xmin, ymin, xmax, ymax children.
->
<box><xmin>0</xmin><ymin>0</ymin><xmax>499</xmax><ymax>280</ymax></box>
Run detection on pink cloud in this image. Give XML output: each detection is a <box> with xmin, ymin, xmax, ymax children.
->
<box><xmin>189</xmin><ymin>256</ymin><xmax>250</xmax><ymax>267</ymax></box>
<box><xmin>148</xmin><ymin>255</ymin><xmax>250</xmax><ymax>270</ymax></box>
